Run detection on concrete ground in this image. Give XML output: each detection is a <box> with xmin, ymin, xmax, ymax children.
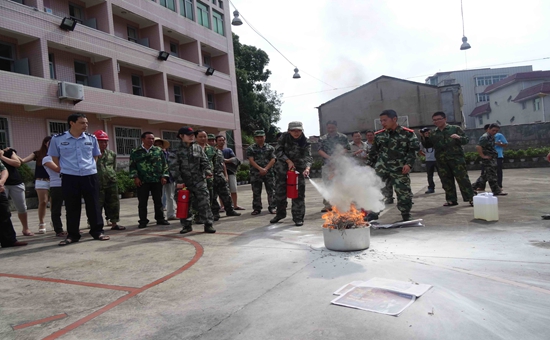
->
<box><xmin>1</xmin><ymin>168</ymin><xmax>550</xmax><ymax>340</ymax></box>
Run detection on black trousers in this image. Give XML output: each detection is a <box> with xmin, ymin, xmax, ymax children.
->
<box><xmin>497</xmin><ymin>158</ymin><xmax>504</xmax><ymax>188</ymax></box>
<box><xmin>62</xmin><ymin>174</ymin><xmax>104</xmax><ymax>241</ymax></box>
<box><xmin>137</xmin><ymin>182</ymin><xmax>164</xmax><ymax>224</ymax></box>
<box><xmin>425</xmin><ymin>161</ymin><xmax>438</xmax><ymax>190</ymax></box>
<box><xmin>50</xmin><ymin>187</ymin><xmax>64</xmax><ymax>233</ymax></box>
<box><xmin>0</xmin><ymin>192</ymin><xmax>17</xmax><ymax>247</ymax></box>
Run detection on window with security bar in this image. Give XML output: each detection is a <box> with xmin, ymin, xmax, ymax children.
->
<box><xmin>115</xmin><ymin>126</ymin><xmax>142</xmax><ymax>155</ymax></box>
<box><xmin>162</xmin><ymin>131</ymin><xmax>180</xmax><ymax>151</ymax></box>
<box><xmin>0</xmin><ymin>117</ymin><xmax>10</xmax><ymax>149</ymax></box>
<box><xmin>48</xmin><ymin>120</ymin><xmax>68</xmax><ymax>135</ymax></box>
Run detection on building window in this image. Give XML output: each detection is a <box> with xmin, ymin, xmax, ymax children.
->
<box><xmin>534</xmin><ymin>98</ymin><xmax>541</xmax><ymax>111</ymax></box>
<box><xmin>162</xmin><ymin>131</ymin><xmax>180</xmax><ymax>151</ymax></box>
<box><xmin>48</xmin><ymin>53</ymin><xmax>56</xmax><ymax>79</ymax></box>
<box><xmin>69</xmin><ymin>3</ymin><xmax>84</xmax><ymax>22</ymax></box>
<box><xmin>203</xmin><ymin>54</ymin><xmax>211</xmax><ymax>67</ymax></box>
<box><xmin>127</xmin><ymin>26</ymin><xmax>138</xmax><ymax>43</ymax></box>
<box><xmin>476</xmin><ymin>93</ymin><xmax>489</xmax><ymax>103</ymax></box>
<box><xmin>219</xmin><ymin>0</ymin><xmax>223</xmax><ymax>9</ymax></box>
<box><xmin>74</xmin><ymin>60</ymin><xmax>88</xmax><ymax>85</ymax></box>
<box><xmin>115</xmin><ymin>126</ymin><xmax>142</xmax><ymax>155</ymax></box>
<box><xmin>0</xmin><ymin>117</ymin><xmax>10</xmax><ymax>150</ymax></box>
<box><xmin>212</xmin><ymin>10</ymin><xmax>224</xmax><ymax>35</ymax></box>
<box><xmin>131</xmin><ymin>75</ymin><xmax>143</xmax><ymax>96</ymax></box>
<box><xmin>179</xmin><ymin>0</ymin><xmax>194</xmax><ymax>20</ymax></box>
<box><xmin>174</xmin><ymin>86</ymin><xmax>183</xmax><ymax>103</ymax></box>
<box><xmin>521</xmin><ymin>101</ymin><xmax>526</xmax><ymax>110</ymax></box>
<box><xmin>196</xmin><ymin>1</ymin><xmax>210</xmax><ymax>28</ymax></box>
<box><xmin>0</xmin><ymin>42</ymin><xmax>15</xmax><ymax>72</ymax></box>
<box><xmin>212</xmin><ymin>0</ymin><xmax>216</xmax><ymax>5</ymax></box>
<box><xmin>475</xmin><ymin>75</ymin><xmax>507</xmax><ymax>86</ymax></box>
<box><xmin>478</xmin><ymin>117</ymin><xmax>483</xmax><ymax>125</ymax></box>
<box><xmin>207</xmin><ymin>93</ymin><xmax>215</xmax><ymax>109</ymax></box>
<box><xmin>160</xmin><ymin>0</ymin><xmax>176</xmax><ymax>11</ymax></box>
<box><xmin>169</xmin><ymin>42</ymin><xmax>178</xmax><ymax>57</ymax></box>
<box><xmin>48</xmin><ymin>120</ymin><xmax>68</xmax><ymax>135</ymax></box>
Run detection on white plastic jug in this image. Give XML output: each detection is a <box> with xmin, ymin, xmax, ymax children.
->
<box><xmin>473</xmin><ymin>192</ymin><xmax>499</xmax><ymax>221</ymax></box>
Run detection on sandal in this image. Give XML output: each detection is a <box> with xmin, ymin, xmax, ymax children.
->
<box><xmin>443</xmin><ymin>202</ymin><xmax>458</xmax><ymax>206</ymax></box>
<box><xmin>94</xmin><ymin>234</ymin><xmax>110</xmax><ymax>241</ymax></box>
<box><xmin>59</xmin><ymin>238</ymin><xmax>78</xmax><ymax>246</ymax></box>
<box><xmin>110</xmin><ymin>225</ymin><xmax>126</xmax><ymax>230</ymax></box>
<box><xmin>251</xmin><ymin>210</ymin><xmax>261</xmax><ymax>215</ymax></box>
<box><xmin>22</xmin><ymin>230</ymin><xmax>35</xmax><ymax>236</ymax></box>
<box><xmin>56</xmin><ymin>231</ymin><xmax>68</xmax><ymax>237</ymax></box>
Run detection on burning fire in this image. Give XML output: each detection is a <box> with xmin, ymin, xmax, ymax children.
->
<box><xmin>322</xmin><ymin>204</ymin><xmax>369</xmax><ymax>230</ymax></box>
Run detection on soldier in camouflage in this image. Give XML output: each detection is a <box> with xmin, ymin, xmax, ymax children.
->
<box><xmin>421</xmin><ymin>111</ymin><xmax>475</xmax><ymax>206</ymax></box>
<box><xmin>367</xmin><ymin>110</ymin><xmax>419</xmax><ymax>221</ymax></box>
<box><xmin>318</xmin><ymin>120</ymin><xmax>350</xmax><ymax>212</ymax></box>
<box><xmin>129</xmin><ymin>132</ymin><xmax>170</xmax><ymax>228</ymax></box>
<box><xmin>476</xmin><ymin>123</ymin><xmax>508</xmax><ymax>196</ymax></box>
<box><xmin>270</xmin><ymin>121</ymin><xmax>312</xmax><ymax>226</ymax></box>
<box><xmin>247</xmin><ymin>130</ymin><xmax>276</xmax><ymax>215</ymax></box>
<box><xmin>169</xmin><ymin>127</ymin><xmax>215</xmax><ymax>234</ymax></box>
<box><xmin>195</xmin><ymin>131</ymin><xmax>240</xmax><ymax>221</ymax></box>
<box><xmin>94</xmin><ymin>130</ymin><xmax>124</xmax><ymax>230</ymax></box>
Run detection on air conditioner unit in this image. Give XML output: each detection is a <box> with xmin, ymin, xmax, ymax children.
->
<box><xmin>58</xmin><ymin>82</ymin><xmax>84</xmax><ymax>101</ymax></box>
<box><xmin>44</xmin><ymin>7</ymin><xmax>53</xmax><ymax>14</ymax></box>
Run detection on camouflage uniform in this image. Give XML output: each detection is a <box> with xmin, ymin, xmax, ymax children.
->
<box><xmin>129</xmin><ymin>145</ymin><xmax>169</xmax><ymax>225</ymax></box>
<box><xmin>367</xmin><ymin>126</ymin><xmax>419</xmax><ymax>217</ymax></box>
<box><xmin>422</xmin><ymin>125</ymin><xmax>474</xmax><ymax>203</ymax></box>
<box><xmin>272</xmin><ymin>132</ymin><xmax>312</xmax><ymax>223</ymax></box>
<box><xmin>246</xmin><ymin>143</ymin><xmax>276</xmax><ymax>211</ymax></box>
<box><xmin>168</xmin><ymin>141</ymin><xmax>214</xmax><ymax>228</ymax></box>
<box><xmin>96</xmin><ymin>149</ymin><xmax>119</xmax><ymax>223</ymax></box>
<box><xmin>477</xmin><ymin>133</ymin><xmax>502</xmax><ymax>194</ymax></box>
<box><xmin>319</xmin><ymin>132</ymin><xmax>349</xmax><ymax>209</ymax></box>
<box><xmin>205</xmin><ymin>145</ymin><xmax>236</xmax><ymax>218</ymax></box>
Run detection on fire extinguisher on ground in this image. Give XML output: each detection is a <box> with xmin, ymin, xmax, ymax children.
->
<box><xmin>287</xmin><ymin>170</ymin><xmax>299</xmax><ymax>199</ymax></box>
<box><xmin>176</xmin><ymin>188</ymin><xmax>190</xmax><ymax>219</ymax></box>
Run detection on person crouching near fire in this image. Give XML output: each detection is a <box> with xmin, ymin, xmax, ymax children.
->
<box><xmin>269</xmin><ymin>121</ymin><xmax>312</xmax><ymax>226</ymax></box>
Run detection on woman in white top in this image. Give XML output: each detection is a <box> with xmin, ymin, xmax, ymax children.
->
<box><xmin>42</xmin><ymin>155</ymin><xmax>66</xmax><ymax>237</ymax></box>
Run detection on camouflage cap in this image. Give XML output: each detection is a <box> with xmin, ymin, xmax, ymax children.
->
<box><xmin>254</xmin><ymin>130</ymin><xmax>265</xmax><ymax>137</ymax></box>
<box><xmin>288</xmin><ymin>121</ymin><xmax>303</xmax><ymax>131</ymax></box>
<box><xmin>207</xmin><ymin>133</ymin><xmax>216</xmax><ymax>139</ymax></box>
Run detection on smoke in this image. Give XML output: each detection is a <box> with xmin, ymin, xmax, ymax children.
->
<box><xmin>310</xmin><ymin>146</ymin><xmax>385</xmax><ymax>213</ymax></box>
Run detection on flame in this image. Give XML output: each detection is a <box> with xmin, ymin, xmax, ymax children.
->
<box><xmin>322</xmin><ymin>204</ymin><xmax>369</xmax><ymax>229</ymax></box>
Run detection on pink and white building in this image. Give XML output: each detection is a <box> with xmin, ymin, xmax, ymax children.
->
<box><xmin>0</xmin><ymin>0</ymin><xmax>242</xmax><ymax>160</ymax></box>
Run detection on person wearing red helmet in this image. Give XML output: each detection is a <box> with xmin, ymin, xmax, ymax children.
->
<box><xmin>94</xmin><ymin>130</ymin><xmax>124</xmax><ymax>230</ymax></box>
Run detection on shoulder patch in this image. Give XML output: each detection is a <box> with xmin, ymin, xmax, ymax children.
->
<box><xmin>52</xmin><ymin>132</ymin><xmax>66</xmax><ymax>137</ymax></box>
<box><xmin>374</xmin><ymin>129</ymin><xmax>385</xmax><ymax>135</ymax></box>
<box><xmin>402</xmin><ymin>127</ymin><xmax>415</xmax><ymax>133</ymax></box>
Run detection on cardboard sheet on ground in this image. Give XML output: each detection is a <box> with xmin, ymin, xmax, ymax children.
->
<box><xmin>331</xmin><ymin>278</ymin><xmax>433</xmax><ymax>316</ymax></box>
<box><xmin>331</xmin><ymin>287</ymin><xmax>416</xmax><ymax>316</ymax></box>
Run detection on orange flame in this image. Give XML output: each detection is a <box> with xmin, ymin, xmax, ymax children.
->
<box><xmin>322</xmin><ymin>204</ymin><xmax>369</xmax><ymax>229</ymax></box>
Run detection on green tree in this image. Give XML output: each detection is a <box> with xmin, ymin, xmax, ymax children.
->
<box><xmin>233</xmin><ymin>34</ymin><xmax>282</xmax><ymax>143</ymax></box>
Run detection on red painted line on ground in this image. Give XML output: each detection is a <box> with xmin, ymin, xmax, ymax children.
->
<box><xmin>0</xmin><ymin>273</ymin><xmax>138</xmax><ymax>292</ymax></box>
<box><xmin>13</xmin><ymin>313</ymin><xmax>68</xmax><ymax>330</ymax></box>
<box><xmin>42</xmin><ymin>236</ymin><xmax>203</xmax><ymax>340</ymax></box>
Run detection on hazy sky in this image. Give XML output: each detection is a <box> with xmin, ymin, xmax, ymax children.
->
<box><xmin>230</xmin><ymin>0</ymin><xmax>550</xmax><ymax>136</ymax></box>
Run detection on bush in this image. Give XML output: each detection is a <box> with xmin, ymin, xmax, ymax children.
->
<box><xmin>18</xmin><ymin>163</ymin><xmax>34</xmax><ymax>184</ymax></box>
<box><xmin>516</xmin><ymin>149</ymin><xmax>526</xmax><ymax>158</ymax></box>
<box><xmin>116</xmin><ymin>170</ymin><xmax>136</xmax><ymax>194</ymax></box>
<box><xmin>236</xmin><ymin>170</ymin><xmax>249</xmax><ymax>182</ymax></box>
<box><xmin>239</xmin><ymin>163</ymin><xmax>250</xmax><ymax>172</ymax></box>
<box><xmin>311</xmin><ymin>160</ymin><xmax>323</xmax><ymax>170</ymax></box>
<box><xmin>525</xmin><ymin>147</ymin><xmax>539</xmax><ymax>157</ymax></box>
<box><xmin>464</xmin><ymin>152</ymin><xmax>477</xmax><ymax>163</ymax></box>
<box><xmin>503</xmin><ymin>150</ymin><xmax>517</xmax><ymax>159</ymax></box>
<box><xmin>418</xmin><ymin>155</ymin><xmax>426</xmax><ymax>163</ymax></box>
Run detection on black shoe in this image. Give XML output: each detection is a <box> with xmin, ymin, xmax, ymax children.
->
<box><xmin>295</xmin><ymin>221</ymin><xmax>304</xmax><ymax>226</ymax></box>
<box><xmin>180</xmin><ymin>226</ymin><xmax>193</xmax><ymax>234</ymax></box>
<box><xmin>425</xmin><ymin>189</ymin><xmax>435</xmax><ymax>194</ymax></box>
<box><xmin>157</xmin><ymin>220</ymin><xmax>170</xmax><ymax>225</ymax></box>
<box><xmin>401</xmin><ymin>213</ymin><xmax>411</xmax><ymax>222</ymax></box>
<box><xmin>138</xmin><ymin>223</ymin><xmax>148</xmax><ymax>229</ymax></box>
<box><xmin>542</xmin><ymin>214</ymin><xmax>550</xmax><ymax>220</ymax></box>
<box><xmin>384</xmin><ymin>198</ymin><xmax>394</xmax><ymax>204</ymax></box>
<box><xmin>213</xmin><ymin>215</ymin><xmax>220</xmax><ymax>221</ymax></box>
<box><xmin>226</xmin><ymin>210</ymin><xmax>241</xmax><ymax>217</ymax></box>
<box><xmin>270</xmin><ymin>215</ymin><xmax>286</xmax><ymax>223</ymax></box>
<box><xmin>204</xmin><ymin>224</ymin><xmax>216</xmax><ymax>233</ymax></box>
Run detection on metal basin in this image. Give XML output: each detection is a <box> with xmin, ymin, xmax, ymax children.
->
<box><xmin>323</xmin><ymin>226</ymin><xmax>370</xmax><ymax>251</ymax></box>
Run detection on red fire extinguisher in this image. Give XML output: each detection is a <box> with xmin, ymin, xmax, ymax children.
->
<box><xmin>287</xmin><ymin>170</ymin><xmax>299</xmax><ymax>199</ymax></box>
<box><xmin>176</xmin><ymin>188</ymin><xmax>190</xmax><ymax>219</ymax></box>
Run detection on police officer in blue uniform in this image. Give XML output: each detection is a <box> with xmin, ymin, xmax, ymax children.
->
<box><xmin>48</xmin><ymin>113</ymin><xmax>109</xmax><ymax>246</ymax></box>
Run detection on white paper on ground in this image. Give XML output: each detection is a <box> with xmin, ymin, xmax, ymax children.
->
<box><xmin>333</xmin><ymin>277</ymin><xmax>432</xmax><ymax>297</ymax></box>
<box><xmin>331</xmin><ymin>286</ymin><xmax>416</xmax><ymax>316</ymax></box>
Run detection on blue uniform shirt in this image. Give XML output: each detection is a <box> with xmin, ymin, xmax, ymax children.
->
<box><xmin>494</xmin><ymin>133</ymin><xmax>508</xmax><ymax>158</ymax></box>
<box><xmin>48</xmin><ymin>131</ymin><xmax>101</xmax><ymax>176</ymax></box>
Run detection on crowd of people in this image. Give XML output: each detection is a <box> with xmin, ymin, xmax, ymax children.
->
<box><xmin>1</xmin><ymin>110</ymin><xmax>548</xmax><ymax>248</ymax></box>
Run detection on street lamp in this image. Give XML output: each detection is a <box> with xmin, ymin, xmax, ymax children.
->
<box><xmin>293</xmin><ymin>68</ymin><xmax>301</xmax><ymax>79</ymax></box>
<box><xmin>460</xmin><ymin>0</ymin><xmax>471</xmax><ymax>50</ymax></box>
<box><xmin>232</xmin><ymin>10</ymin><xmax>243</xmax><ymax>26</ymax></box>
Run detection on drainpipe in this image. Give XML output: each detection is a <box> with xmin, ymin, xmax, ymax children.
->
<box><xmin>542</xmin><ymin>95</ymin><xmax>546</xmax><ymax>122</ymax></box>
